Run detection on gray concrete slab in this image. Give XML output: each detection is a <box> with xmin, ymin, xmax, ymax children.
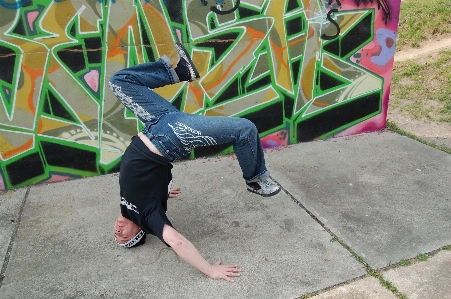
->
<box><xmin>265</xmin><ymin>131</ymin><xmax>451</xmax><ymax>269</ymax></box>
<box><xmin>0</xmin><ymin>188</ymin><xmax>27</xmax><ymax>268</ymax></box>
<box><xmin>383</xmin><ymin>250</ymin><xmax>451</xmax><ymax>299</ymax></box>
<box><xmin>311</xmin><ymin>276</ymin><xmax>397</xmax><ymax>299</ymax></box>
<box><xmin>0</xmin><ymin>156</ymin><xmax>365</xmax><ymax>299</ymax></box>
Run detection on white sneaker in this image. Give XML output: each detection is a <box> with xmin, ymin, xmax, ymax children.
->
<box><xmin>246</xmin><ymin>179</ymin><xmax>281</xmax><ymax>197</ymax></box>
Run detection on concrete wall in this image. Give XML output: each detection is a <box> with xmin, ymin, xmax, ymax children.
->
<box><xmin>0</xmin><ymin>0</ymin><xmax>401</xmax><ymax>191</ymax></box>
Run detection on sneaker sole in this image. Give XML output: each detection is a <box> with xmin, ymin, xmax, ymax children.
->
<box><xmin>246</xmin><ymin>186</ymin><xmax>281</xmax><ymax>197</ymax></box>
<box><xmin>175</xmin><ymin>42</ymin><xmax>200</xmax><ymax>81</ymax></box>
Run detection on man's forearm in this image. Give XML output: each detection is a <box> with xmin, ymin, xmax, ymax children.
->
<box><xmin>162</xmin><ymin>224</ymin><xmax>212</xmax><ymax>276</ymax></box>
<box><xmin>162</xmin><ymin>224</ymin><xmax>241</xmax><ymax>282</ymax></box>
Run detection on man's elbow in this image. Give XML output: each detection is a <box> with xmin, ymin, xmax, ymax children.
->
<box><xmin>163</xmin><ymin>225</ymin><xmax>188</xmax><ymax>249</ymax></box>
<box><xmin>167</xmin><ymin>237</ymin><xmax>188</xmax><ymax>249</ymax></box>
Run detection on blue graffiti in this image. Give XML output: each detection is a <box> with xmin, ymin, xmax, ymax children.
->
<box><xmin>0</xmin><ymin>0</ymin><xmax>33</xmax><ymax>9</ymax></box>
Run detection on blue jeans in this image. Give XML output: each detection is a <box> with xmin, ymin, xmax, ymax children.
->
<box><xmin>109</xmin><ymin>56</ymin><xmax>269</xmax><ymax>182</ymax></box>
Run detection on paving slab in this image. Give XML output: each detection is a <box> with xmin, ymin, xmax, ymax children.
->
<box><xmin>383</xmin><ymin>250</ymin><xmax>451</xmax><ymax>299</ymax></box>
<box><xmin>0</xmin><ymin>188</ymin><xmax>27</xmax><ymax>269</ymax></box>
<box><xmin>0</xmin><ymin>156</ymin><xmax>365</xmax><ymax>299</ymax></box>
<box><xmin>311</xmin><ymin>276</ymin><xmax>397</xmax><ymax>299</ymax></box>
<box><xmin>265</xmin><ymin>131</ymin><xmax>451</xmax><ymax>269</ymax></box>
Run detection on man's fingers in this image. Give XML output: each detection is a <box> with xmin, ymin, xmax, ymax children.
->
<box><xmin>211</xmin><ymin>260</ymin><xmax>241</xmax><ymax>282</ymax></box>
<box><xmin>222</xmin><ymin>270</ymin><xmax>240</xmax><ymax>282</ymax></box>
<box><xmin>168</xmin><ymin>187</ymin><xmax>181</xmax><ymax>198</ymax></box>
<box><xmin>223</xmin><ymin>276</ymin><xmax>235</xmax><ymax>283</ymax></box>
<box><xmin>226</xmin><ymin>267</ymin><xmax>241</xmax><ymax>273</ymax></box>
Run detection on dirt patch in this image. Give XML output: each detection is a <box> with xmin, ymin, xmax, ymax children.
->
<box><xmin>395</xmin><ymin>36</ymin><xmax>451</xmax><ymax>62</ymax></box>
<box><xmin>388</xmin><ymin>36</ymin><xmax>451</xmax><ymax>149</ymax></box>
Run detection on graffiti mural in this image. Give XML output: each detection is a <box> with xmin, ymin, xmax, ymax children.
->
<box><xmin>0</xmin><ymin>0</ymin><xmax>401</xmax><ymax>191</ymax></box>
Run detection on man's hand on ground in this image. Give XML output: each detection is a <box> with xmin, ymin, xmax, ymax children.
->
<box><xmin>208</xmin><ymin>260</ymin><xmax>242</xmax><ymax>283</ymax></box>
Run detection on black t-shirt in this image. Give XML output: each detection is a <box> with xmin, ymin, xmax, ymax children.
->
<box><xmin>119</xmin><ymin>136</ymin><xmax>173</xmax><ymax>245</ymax></box>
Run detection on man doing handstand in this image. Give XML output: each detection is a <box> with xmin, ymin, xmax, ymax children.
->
<box><xmin>109</xmin><ymin>42</ymin><xmax>280</xmax><ymax>282</ymax></box>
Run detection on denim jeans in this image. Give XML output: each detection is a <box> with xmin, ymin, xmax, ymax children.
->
<box><xmin>109</xmin><ymin>56</ymin><xmax>269</xmax><ymax>182</ymax></box>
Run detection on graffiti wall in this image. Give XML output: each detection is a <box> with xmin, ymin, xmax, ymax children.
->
<box><xmin>0</xmin><ymin>0</ymin><xmax>401</xmax><ymax>191</ymax></box>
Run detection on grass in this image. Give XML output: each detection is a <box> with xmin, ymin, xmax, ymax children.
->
<box><xmin>399</xmin><ymin>259</ymin><xmax>412</xmax><ymax>266</ymax></box>
<box><xmin>391</xmin><ymin>49</ymin><xmax>451</xmax><ymax>123</ymax></box>
<box><xmin>391</xmin><ymin>0</ymin><xmax>451</xmax><ymax>124</ymax></box>
<box><xmin>397</xmin><ymin>253</ymin><xmax>429</xmax><ymax>269</ymax></box>
<box><xmin>415</xmin><ymin>253</ymin><xmax>428</xmax><ymax>262</ymax></box>
<box><xmin>396</xmin><ymin>0</ymin><xmax>451</xmax><ymax>50</ymax></box>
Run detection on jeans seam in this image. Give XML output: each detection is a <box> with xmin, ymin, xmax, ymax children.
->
<box><xmin>245</xmin><ymin>136</ymin><xmax>259</xmax><ymax>180</ymax></box>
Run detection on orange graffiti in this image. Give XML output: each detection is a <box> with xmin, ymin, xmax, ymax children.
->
<box><xmin>203</xmin><ymin>27</ymin><xmax>265</xmax><ymax>91</ymax></box>
<box><xmin>189</xmin><ymin>84</ymin><xmax>204</xmax><ymax>109</ymax></box>
<box><xmin>108</xmin><ymin>16</ymin><xmax>136</xmax><ymax>58</ymax></box>
<box><xmin>3</xmin><ymin>138</ymin><xmax>33</xmax><ymax>159</ymax></box>
<box><xmin>21</xmin><ymin>64</ymin><xmax>44</xmax><ymax>113</ymax></box>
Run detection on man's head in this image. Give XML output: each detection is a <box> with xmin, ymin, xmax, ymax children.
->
<box><xmin>114</xmin><ymin>215</ymin><xmax>146</xmax><ymax>248</ymax></box>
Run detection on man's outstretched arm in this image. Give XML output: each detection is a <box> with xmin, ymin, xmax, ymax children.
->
<box><xmin>162</xmin><ymin>224</ymin><xmax>241</xmax><ymax>282</ymax></box>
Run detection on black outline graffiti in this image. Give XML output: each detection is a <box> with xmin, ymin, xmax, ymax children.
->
<box><xmin>353</xmin><ymin>0</ymin><xmax>392</xmax><ymax>23</ymax></box>
<box><xmin>321</xmin><ymin>9</ymin><xmax>340</xmax><ymax>40</ymax></box>
<box><xmin>321</xmin><ymin>0</ymin><xmax>342</xmax><ymax>41</ymax></box>
<box><xmin>321</xmin><ymin>0</ymin><xmax>392</xmax><ymax>40</ymax></box>
<box><xmin>327</xmin><ymin>0</ymin><xmax>342</xmax><ymax>6</ymax></box>
<box><xmin>210</xmin><ymin>0</ymin><xmax>240</xmax><ymax>15</ymax></box>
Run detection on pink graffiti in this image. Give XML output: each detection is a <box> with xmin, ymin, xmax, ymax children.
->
<box><xmin>27</xmin><ymin>10</ymin><xmax>39</xmax><ymax>32</ymax></box>
<box><xmin>84</xmin><ymin>69</ymin><xmax>99</xmax><ymax>92</ymax></box>
<box><xmin>261</xmin><ymin>130</ymin><xmax>289</xmax><ymax>149</ymax></box>
<box><xmin>46</xmin><ymin>174</ymin><xmax>74</xmax><ymax>183</ymax></box>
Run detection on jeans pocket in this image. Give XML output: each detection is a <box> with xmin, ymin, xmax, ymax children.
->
<box><xmin>154</xmin><ymin>134</ymin><xmax>190</xmax><ymax>160</ymax></box>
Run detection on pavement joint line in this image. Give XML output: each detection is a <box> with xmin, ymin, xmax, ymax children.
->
<box><xmin>0</xmin><ymin>186</ymin><xmax>31</xmax><ymax>288</ymax></box>
<box><xmin>377</xmin><ymin>245</ymin><xmax>451</xmax><ymax>272</ymax></box>
<box><xmin>270</xmin><ymin>176</ymin><xmax>408</xmax><ymax>299</ymax></box>
<box><xmin>386</xmin><ymin>121</ymin><xmax>451</xmax><ymax>155</ymax></box>
<box><xmin>296</xmin><ymin>273</ymin><xmax>371</xmax><ymax>299</ymax></box>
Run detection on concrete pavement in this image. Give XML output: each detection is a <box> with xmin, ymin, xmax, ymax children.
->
<box><xmin>0</xmin><ymin>131</ymin><xmax>450</xmax><ymax>299</ymax></box>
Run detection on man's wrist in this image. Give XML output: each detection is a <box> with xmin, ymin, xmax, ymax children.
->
<box><xmin>206</xmin><ymin>264</ymin><xmax>214</xmax><ymax>278</ymax></box>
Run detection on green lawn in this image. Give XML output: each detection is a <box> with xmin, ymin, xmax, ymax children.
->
<box><xmin>396</xmin><ymin>0</ymin><xmax>451</xmax><ymax>50</ymax></box>
<box><xmin>391</xmin><ymin>0</ymin><xmax>451</xmax><ymax>123</ymax></box>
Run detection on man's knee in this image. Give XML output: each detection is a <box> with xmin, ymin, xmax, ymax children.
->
<box><xmin>108</xmin><ymin>70</ymin><xmax>130</xmax><ymax>94</ymax></box>
<box><xmin>108</xmin><ymin>78</ymin><xmax>120</xmax><ymax>94</ymax></box>
<box><xmin>238</xmin><ymin>118</ymin><xmax>258</xmax><ymax>135</ymax></box>
<box><xmin>109</xmin><ymin>70</ymin><xmax>124</xmax><ymax>86</ymax></box>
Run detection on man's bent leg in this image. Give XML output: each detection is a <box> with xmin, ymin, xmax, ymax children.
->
<box><xmin>150</xmin><ymin>113</ymin><xmax>280</xmax><ymax>196</ymax></box>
